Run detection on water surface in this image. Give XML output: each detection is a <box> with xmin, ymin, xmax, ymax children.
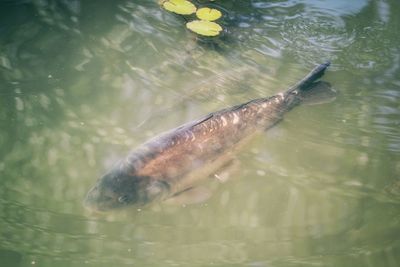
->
<box><xmin>1</xmin><ymin>0</ymin><xmax>400</xmax><ymax>266</ymax></box>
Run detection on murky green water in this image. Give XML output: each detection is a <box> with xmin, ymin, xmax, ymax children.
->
<box><xmin>1</xmin><ymin>0</ymin><xmax>400</xmax><ymax>266</ymax></box>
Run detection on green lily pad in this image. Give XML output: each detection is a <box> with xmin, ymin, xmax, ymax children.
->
<box><xmin>186</xmin><ymin>20</ymin><xmax>223</xmax><ymax>36</ymax></box>
<box><xmin>196</xmin><ymin>7</ymin><xmax>222</xmax><ymax>21</ymax></box>
<box><xmin>162</xmin><ymin>0</ymin><xmax>197</xmax><ymax>15</ymax></box>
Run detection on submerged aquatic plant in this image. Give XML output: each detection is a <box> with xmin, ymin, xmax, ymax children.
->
<box><xmin>160</xmin><ymin>0</ymin><xmax>223</xmax><ymax>37</ymax></box>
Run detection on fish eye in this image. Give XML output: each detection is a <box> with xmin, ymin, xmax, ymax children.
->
<box><xmin>118</xmin><ymin>195</ymin><xmax>129</xmax><ymax>203</ymax></box>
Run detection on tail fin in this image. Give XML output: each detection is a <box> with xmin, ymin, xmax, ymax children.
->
<box><xmin>299</xmin><ymin>81</ymin><xmax>336</xmax><ymax>105</ymax></box>
<box><xmin>284</xmin><ymin>62</ymin><xmax>335</xmax><ymax>107</ymax></box>
<box><xmin>290</xmin><ymin>61</ymin><xmax>331</xmax><ymax>92</ymax></box>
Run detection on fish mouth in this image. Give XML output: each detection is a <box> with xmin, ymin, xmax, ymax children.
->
<box><xmin>83</xmin><ymin>195</ymin><xmax>114</xmax><ymax>213</ymax></box>
<box><xmin>83</xmin><ymin>186</ymin><xmax>111</xmax><ymax>212</ymax></box>
<box><xmin>83</xmin><ymin>203</ymin><xmax>106</xmax><ymax>214</ymax></box>
<box><xmin>83</xmin><ymin>185</ymin><xmax>137</xmax><ymax>212</ymax></box>
<box><xmin>82</xmin><ymin>192</ymin><xmax>102</xmax><ymax>212</ymax></box>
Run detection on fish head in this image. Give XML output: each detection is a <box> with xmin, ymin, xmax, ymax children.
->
<box><xmin>84</xmin><ymin>165</ymin><xmax>170</xmax><ymax>212</ymax></box>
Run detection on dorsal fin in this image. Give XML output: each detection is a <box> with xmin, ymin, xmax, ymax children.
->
<box><xmin>192</xmin><ymin>113</ymin><xmax>214</xmax><ymax>126</ymax></box>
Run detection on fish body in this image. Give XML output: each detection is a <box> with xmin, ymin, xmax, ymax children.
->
<box><xmin>84</xmin><ymin>62</ymin><xmax>334</xmax><ymax>211</ymax></box>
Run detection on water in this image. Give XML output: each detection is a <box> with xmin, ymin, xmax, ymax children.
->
<box><xmin>1</xmin><ymin>0</ymin><xmax>399</xmax><ymax>266</ymax></box>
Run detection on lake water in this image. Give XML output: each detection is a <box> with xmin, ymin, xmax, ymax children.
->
<box><xmin>1</xmin><ymin>0</ymin><xmax>399</xmax><ymax>266</ymax></box>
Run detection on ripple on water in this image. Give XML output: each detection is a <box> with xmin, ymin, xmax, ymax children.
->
<box><xmin>280</xmin><ymin>11</ymin><xmax>355</xmax><ymax>64</ymax></box>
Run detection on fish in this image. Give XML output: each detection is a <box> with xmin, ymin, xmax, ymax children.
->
<box><xmin>84</xmin><ymin>62</ymin><xmax>335</xmax><ymax>211</ymax></box>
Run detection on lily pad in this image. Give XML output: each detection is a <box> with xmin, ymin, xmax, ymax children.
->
<box><xmin>162</xmin><ymin>0</ymin><xmax>197</xmax><ymax>15</ymax></box>
<box><xmin>186</xmin><ymin>20</ymin><xmax>223</xmax><ymax>36</ymax></box>
<box><xmin>196</xmin><ymin>7</ymin><xmax>222</xmax><ymax>21</ymax></box>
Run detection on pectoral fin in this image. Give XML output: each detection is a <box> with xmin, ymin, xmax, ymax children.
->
<box><xmin>213</xmin><ymin>159</ymin><xmax>240</xmax><ymax>183</ymax></box>
<box><xmin>164</xmin><ymin>186</ymin><xmax>212</xmax><ymax>206</ymax></box>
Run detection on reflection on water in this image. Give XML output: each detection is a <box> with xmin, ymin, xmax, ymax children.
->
<box><xmin>1</xmin><ymin>0</ymin><xmax>400</xmax><ymax>266</ymax></box>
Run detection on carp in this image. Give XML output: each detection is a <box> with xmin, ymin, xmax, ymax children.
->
<box><xmin>84</xmin><ymin>62</ymin><xmax>335</xmax><ymax>211</ymax></box>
